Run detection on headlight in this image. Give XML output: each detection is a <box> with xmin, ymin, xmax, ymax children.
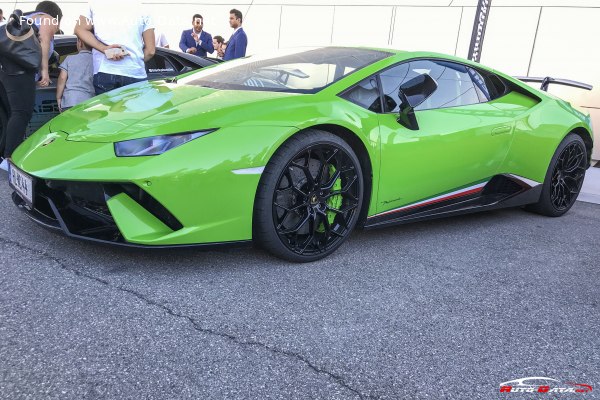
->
<box><xmin>114</xmin><ymin>129</ymin><xmax>217</xmax><ymax>157</ymax></box>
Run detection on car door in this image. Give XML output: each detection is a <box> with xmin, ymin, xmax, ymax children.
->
<box><xmin>375</xmin><ymin>59</ymin><xmax>516</xmax><ymax>215</ymax></box>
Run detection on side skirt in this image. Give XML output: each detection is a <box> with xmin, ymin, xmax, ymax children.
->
<box><xmin>363</xmin><ymin>175</ymin><xmax>543</xmax><ymax>230</ymax></box>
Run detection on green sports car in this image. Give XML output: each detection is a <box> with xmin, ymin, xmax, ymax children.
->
<box><xmin>8</xmin><ymin>47</ymin><xmax>594</xmax><ymax>262</ymax></box>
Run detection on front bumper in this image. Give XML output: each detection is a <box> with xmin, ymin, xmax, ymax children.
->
<box><xmin>11</xmin><ymin>124</ymin><xmax>298</xmax><ymax>246</ymax></box>
<box><xmin>12</xmin><ymin>178</ymin><xmax>250</xmax><ymax>249</ymax></box>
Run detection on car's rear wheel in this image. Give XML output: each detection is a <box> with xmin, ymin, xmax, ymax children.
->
<box><xmin>254</xmin><ymin>130</ymin><xmax>363</xmax><ymax>262</ymax></box>
<box><xmin>526</xmin><ymin>133</ymin><xmax>587</xmax><ymax>217</ymax></box>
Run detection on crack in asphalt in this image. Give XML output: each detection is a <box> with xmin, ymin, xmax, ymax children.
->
<box><xmin>0</xmin><ymin>237</ymin><xmax>372</xmax><ymax>400</ymax></box>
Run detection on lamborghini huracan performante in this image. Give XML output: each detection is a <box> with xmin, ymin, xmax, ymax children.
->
<box><xmin>8</xmin><ymin>47</ymin><xmax>594</xmax><ymax>262</ymax></box>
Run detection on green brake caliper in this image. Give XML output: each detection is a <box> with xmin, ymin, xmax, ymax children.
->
<box><xmin>318</xmin><ymin>165</ymin><xmax>342</xmax><ymax>233</ymax></box>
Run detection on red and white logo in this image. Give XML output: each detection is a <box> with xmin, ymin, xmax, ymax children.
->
<box><xmin>499</xmin><ymin>377</ymin><xmax>593</xmax><ymax>394</ymax></box>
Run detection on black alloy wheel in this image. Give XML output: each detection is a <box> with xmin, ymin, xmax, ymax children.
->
<box><xmin>526</xmin><ymin>133</ymin><xmax>587</xmax><ymax>217</ymax></box>
<box><xmin>254</xmin><ymin>130</ymin><xmax>363</xmax><ymax>262</ymax></box>
<box><xmin>549</xmin><ymin>141</ymin><xmax>586</xmax><ymax>211</ymax></box>
<box><xmin>273</xmin><ymin>144</ymin><xmax>360</xmax><ymax>256</ymax></box>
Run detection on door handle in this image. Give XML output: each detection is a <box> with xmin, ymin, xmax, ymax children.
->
<box><xmin>491</xmin><ymin>126</ymin><xmax>512</xmax><ymax>135</ymax></box>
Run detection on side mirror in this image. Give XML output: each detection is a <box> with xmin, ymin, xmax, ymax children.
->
<box><xmin>397</xmin><ymin>73</ymin><xmax>438</xmax><ymax>130</ymax></box>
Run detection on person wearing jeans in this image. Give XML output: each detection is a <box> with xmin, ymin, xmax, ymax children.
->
<box><xmin>74</xmin><ymin>0</ymin><xmax>155</xmax><ymax>95</ymax></box>
<box><xmin>0</xmin><ymin>1</ymin><xmax>62</xmax><ymax>169</ymax></box>
<box><xmin>92</xmin><ymin>72</ymin><xmax>145</xmax><ymax>95</ymax></box>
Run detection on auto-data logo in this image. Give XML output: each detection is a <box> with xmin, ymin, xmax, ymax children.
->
<box><xmin>500</xmin><ymin>377</ymin><xmax>593</xmax><ymax>394</ymax></box>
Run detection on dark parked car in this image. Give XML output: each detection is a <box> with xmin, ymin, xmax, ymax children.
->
<box><xmin>0</xmin><ymin>35</ymin><xmax>220</xmax><ymax>142</ymax></box>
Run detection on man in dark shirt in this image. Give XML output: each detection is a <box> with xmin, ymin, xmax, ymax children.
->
<box><xmin>179</xmin><ymin>14</ymin><xmax>214</xmax><ymax>57</ymax></box>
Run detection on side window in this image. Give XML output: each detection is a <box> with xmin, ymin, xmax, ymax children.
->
<box><xmin>146</xmin><ymin>54</ymin><xmax>177</xmax><ymax>76</ymax></box>
<box><xmin>469</xmin><ymin>68</ymin><xmax>494</xmax><ymax>102</ymax></box>
<box><xmin>340</xmin><ymin>77</ymin><xmax>382</xmax><ymax>113</ymax></box>
<box><xmin>379</xmin><ymin>63</ymin><xmax>410</xmax><ymax>113</ymax></box>
<box><xmin>412</xmin><ymin>60</ymin><xmax>480</xmax><ymax>111</ymax></box>
<box><xmin>380</xmin><ymin>60</ymin><xmax>495</xmax><ymax>112</ymax></box>
<box><xmin>480</xmin><ymin>71</ymin><xmax>508</xmax><ymax>100</ymax></box>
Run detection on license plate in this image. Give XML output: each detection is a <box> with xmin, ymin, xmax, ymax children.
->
<box><xmin>8</xmin><ymin>162</ymin><xmax>34</xmax><ymax>207</ymax></box>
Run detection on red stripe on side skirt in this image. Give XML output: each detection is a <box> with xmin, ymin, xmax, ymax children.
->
<box><xmin>378</xmin><ymin>186</ymin><xmax>484</xmax><ymax>217</ymax></box>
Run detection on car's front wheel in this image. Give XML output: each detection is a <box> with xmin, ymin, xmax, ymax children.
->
<box><xmin>526</xmin><ymin>133</ymin><xmax>587</xmax><ymax>217</ymax></box>
<box><xmin>254</xmin><ymin>130</ymin><xmax>363</xmax><ymax>262</ymax></box>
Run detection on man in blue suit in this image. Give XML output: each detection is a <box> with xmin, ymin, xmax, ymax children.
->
<box><xmin>222</xmin><ymin>9</ymin><xmax>247</xmax><ymax>61</ymax></box>
<box><xmin>179</xmin><ymin>14</ymin><xmax>214</xmax><ymax>57</ymax></box>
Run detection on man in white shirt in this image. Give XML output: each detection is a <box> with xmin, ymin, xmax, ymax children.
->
<box><xmin>155</xmin><ymin>31</ymin><xmax>169</xmax><ymax>49</ymax></box>
<box><xmin>74</xmin><ymin>0</ymin><xmax>155</xmax><ymax>95</ymax></box>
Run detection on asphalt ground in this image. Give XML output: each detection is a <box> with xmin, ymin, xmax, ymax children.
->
<box><xmin>0</xmin><ymin>175</ymin><xmax>598</xmax><ymax>399</ymax></box>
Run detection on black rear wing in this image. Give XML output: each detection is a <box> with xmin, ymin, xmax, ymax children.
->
<box><xmin>514</xmin><ymin>76</ymin><xmax>593</xmax><ymax>92</ymax></box>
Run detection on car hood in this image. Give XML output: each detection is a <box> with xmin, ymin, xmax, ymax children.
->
<box><xmin>50</xmin><ymin>80</ymin><xmax>299</xmax><ymax>142</ymax></box>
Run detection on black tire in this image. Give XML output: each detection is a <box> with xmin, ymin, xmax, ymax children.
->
<box><xmin>526</xmin><ymin>133</ymin><xmax>587</xmax><ymax>217</ymax></box>
<box><xmin>253</xmin><ymin>130</ymin><xmax>364</xmax><ymax>262</ymax></box>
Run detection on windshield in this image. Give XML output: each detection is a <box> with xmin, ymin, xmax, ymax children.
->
<box><xmin>180</xmin><ymin>47</ymin><xmax>392</xmax><ymax>93</ymax></box>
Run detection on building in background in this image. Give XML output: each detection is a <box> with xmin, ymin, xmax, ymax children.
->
<box><xmin>13</xmin><ymin>0</ymin><xmax>599</xmax><ymax>160</ymax></box>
